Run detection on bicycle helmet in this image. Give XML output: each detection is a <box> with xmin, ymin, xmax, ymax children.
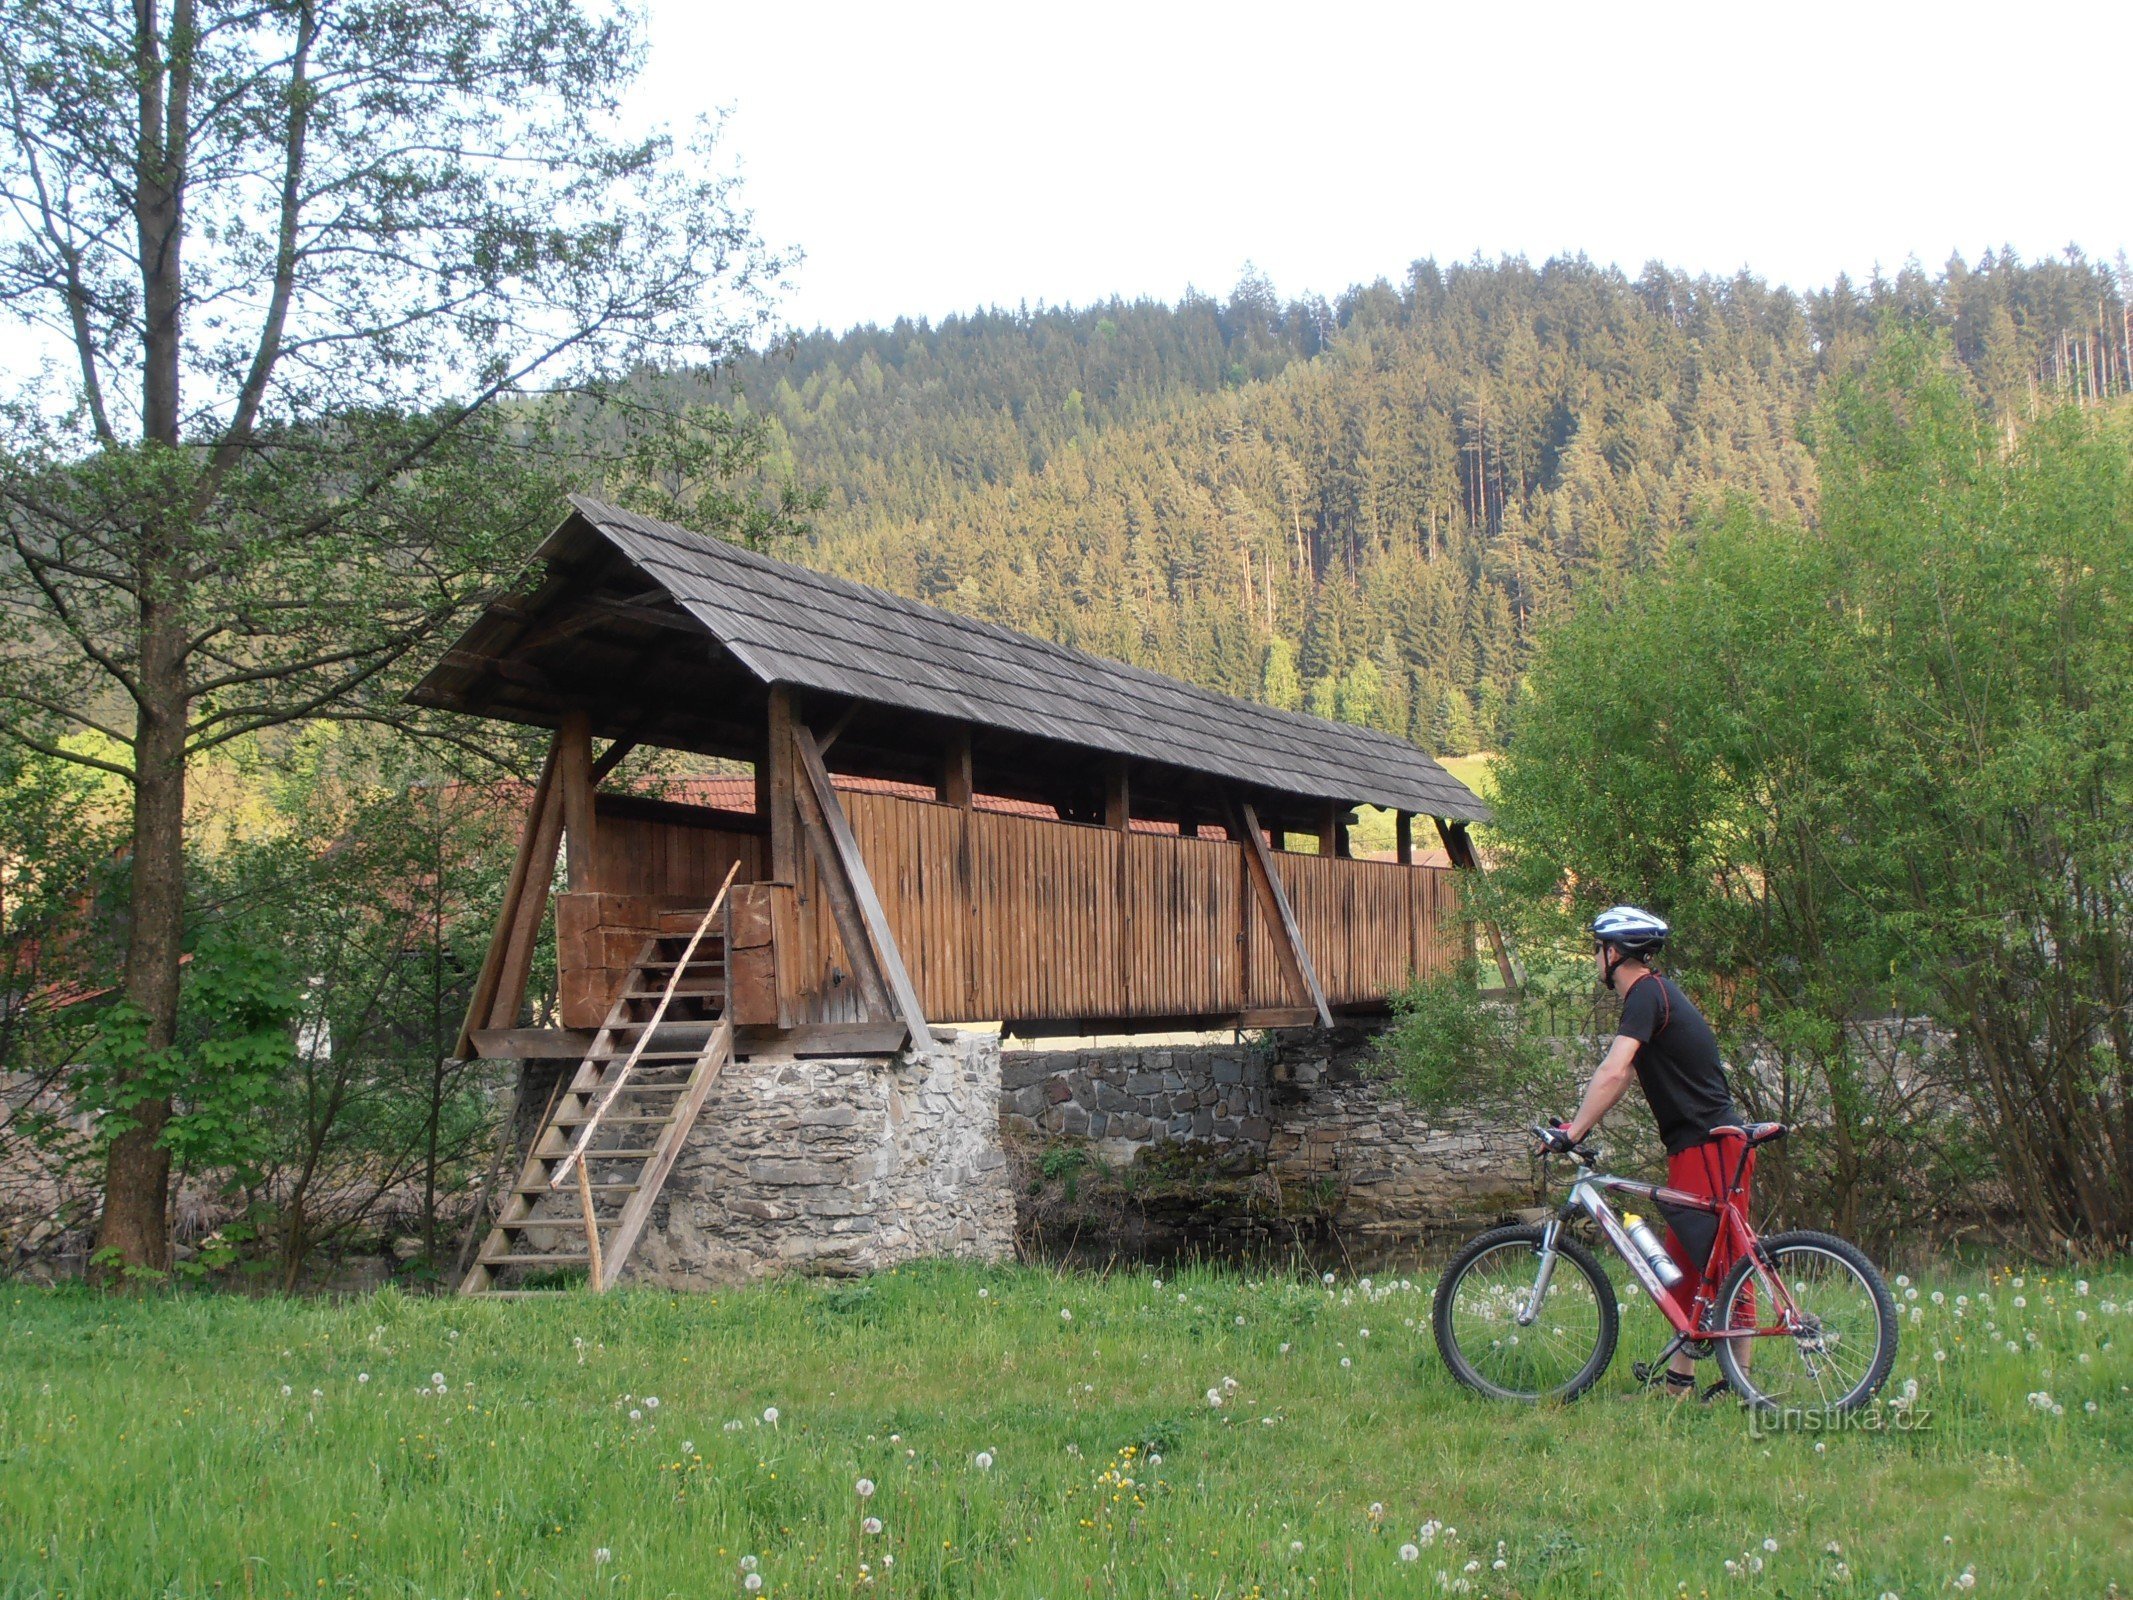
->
<box><xmin>1590</xmin><ymin>906</ymin><xmax>1668</xmax><ymax>986</ymax></box>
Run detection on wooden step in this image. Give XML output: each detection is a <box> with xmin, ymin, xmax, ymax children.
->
<box><xmin>573</xmin><ymin>1080</ymin><xmax>691</xmax><ymax>1095</ymax></box>
<box><xmin>513</xmin><ymin>1182</ymin><xmax>639</xmax><ymax>1197</ymax></box>
<box><xmin>478</xmin><ymin>1251</ymin><xmax>590</xmax><ymax>1267</ymax></box>
<box><xmin>552</xmin><ymin>1113</ymin><xmax>673</xmax><ymax>1127</ymax></box>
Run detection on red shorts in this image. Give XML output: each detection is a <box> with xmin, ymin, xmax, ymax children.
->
<box><xmin>1659</xmin><ymin>1133</ymin><xmax>1754</xmax><ymax>1326</ymax></box>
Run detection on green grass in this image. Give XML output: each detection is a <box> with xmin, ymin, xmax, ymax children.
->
<box><xmin>1</xmin><ymin>1259</ymin><xmax>2127</xmax><ymax>1598</ymax></box>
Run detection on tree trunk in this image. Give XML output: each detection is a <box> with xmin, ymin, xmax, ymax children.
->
<box><xmin>93</xmin><ymin>598</ymin><xmax>190</xmax><ymax>1277</ymax></box>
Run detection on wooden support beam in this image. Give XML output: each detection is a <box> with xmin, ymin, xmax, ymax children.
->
<box><xmin>1104</xmin><ymin>758</ymin><xmax>1130</xmax><ymax>832</ymax></box>
<box><xmin>817</xmin><ymin>700</ymin><xmax>861</xmax><ymax>756</ymax></box>
<box><xmin>792</xmin><ymin>762</ymin><xmax>894</xmax><ymax>1023</ymax></box>
<box><xmin>559</xmin><ymin>708</ymin><xmax>597</xmax><ymax>892</ymax></box>
<box><xmin>1317</xmin><ymin>803</ymin><xmax>1340</xmax><ymax>859</ymax></box>
<box><xmin>1437</xmin><ymin>818</ymin><xmax>1520</xmax><ymax>990</ymax></box>
<box><xmin>1395</xmin><ymin>809</ymin><xmax>1414</xmax><ymax>864</ymax></box>
<box><xmin>794</xmin><ymin>723</ymin><xmax>936</xmax><ymax>1051</ymax></box>
<box><xmin>589</xmin><ymin>735</ymin><xmax>640</xmax><ymax>786</ymax></box>
<box><xmin>455</xmin><ymin>737</ymin><xmax>563</xmax><ymax>1060</ymax></box>
<box><xmin>1234</xmin><ymin>800</ymin><xmax>1333</xmax><ymax>1028</ymax></box>
<box><xmin>939</xmin><ymin>724</ymin><xmax>973</xmax><ymax>808</ymax></box>
<box><xmin>457</xmin><ymin>728</ymin><xmax>570</xmax><ymax>1056</ymax></box>
<box><xmin>761</xmin><ymin>684</ymin><xmax>799</xmax><ymax>881</ymax></box>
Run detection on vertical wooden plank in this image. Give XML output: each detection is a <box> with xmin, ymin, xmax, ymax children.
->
<box><xmin>940</xmin><ymin>724</ymin><xmax>974</xmax><ymax>808</ymax></box>
<box><xmin>559</xmin><ymin>708</ymin><xmax>597</xmax><ymax>892</ymax></box>
<box><xmin>762</xmin><ymin>685</ymin><xmax>798</xmax><ymax>882</ymax></box>
<box><xmin>1396</xmin><ymin>809</ymin><xmax>1414</xmax><ymax>866</ymax></box>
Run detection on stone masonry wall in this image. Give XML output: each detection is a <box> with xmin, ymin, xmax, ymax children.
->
<box><xmin>1001</xmin><ymin>1027</ymin><xmax>1537</xmax><ymax>1238</ymax></box>
<box><xmin>627</xmin><ymin>1032</ymin><xmax>1016</xmax><ymax>1285</ymax></box>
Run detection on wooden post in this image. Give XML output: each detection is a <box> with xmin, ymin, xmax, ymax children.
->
<box><xmin>1104</xmin><ymin>758</ymin><xmax>1130</xmax><ymax>832</ymax></box>
<box><xmin>456</xmin><ymin>727</ymin><xmax>570</xmax><ymax>1057</ymax></box>
<box><xmin>455</xmin><ymin>737</ymin><xmax>561</xmax><ymax>1059</ymax></box>
<box><xmin>1235</xmin><ymin>800</ymin><xmax>1333</xmax><ymax>1028</ymax></box>
<box><xmin>575</xmin><ymin>1161</ymin><xmax>605</xmax><ymax>1294</ymax></box>
<box><xmin>1317</xmin><ymin>802</ymin><xmax>1340</xmax><ymax>858</ymax></box>
<box><xmin>559</xmin><ymin>708</ymin><xmax>598</xmax><ymax>892</ymax></box>
<box><xmin>1437</xmin><ymin>817</ymin><xmax>1520</xmax><ymax>990</ymax></box>
<box><xmin>939</xmin><ymin>724</ymin><xmax>974</xmax><ymax>808</ymax></box>
<box><xmin>761</xmin><ymin>685</ymin><xmax>799</xmax><ymax>880</ymax></box>
<box><xmin>1395</xmin><ymin>810</ymin><xmax>1414</xmax><ymax>865</ymax></box>
<box><xmin>794</xmin><ymin>723</ymin><xmax>934</xmax><ymax>1050</ymax></box>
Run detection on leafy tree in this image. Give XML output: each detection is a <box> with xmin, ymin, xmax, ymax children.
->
<box><xmin>1815</xmin><ymin>344</ymin><xmax>2133</xmax><ymax>1249</ymax></box>
<box><xmin>0</xmin><ymin>0</ymin><xmax>780</xmax><ymax>1273</ymax></box>
<box><xmin>1259</xmin><ymin>638</ymin><xmax>1302</xmax><ymax>710</ymax></box>
<box><xmin>1485</xmin><ymin>336</ymin><xmax>2132</xmax><ymax>1250</ymax></box>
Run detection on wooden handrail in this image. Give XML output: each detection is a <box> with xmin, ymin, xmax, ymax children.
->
<box><xmin>549</xmin><ymin>860</ymin><xmax>741</xmax><ymax>1192</ymax></box>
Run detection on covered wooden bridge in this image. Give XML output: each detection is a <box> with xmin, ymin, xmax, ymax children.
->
<box><xmin>412</xmin><ymin>496</ymin><xmax>1491</xmax><ymax>1292</ymax></box>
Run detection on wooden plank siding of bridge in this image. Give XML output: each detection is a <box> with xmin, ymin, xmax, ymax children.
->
<box><xmin>551</xmin><ymin>785</ymin><xmax>1463</xmax><ymax>1033</ymax></box>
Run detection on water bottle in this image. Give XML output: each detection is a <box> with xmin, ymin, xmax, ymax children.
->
<box><xmin>1623</xmin><ymin>1213</ymin><xmax>1684</xmax><ymax>1287</ymax></box>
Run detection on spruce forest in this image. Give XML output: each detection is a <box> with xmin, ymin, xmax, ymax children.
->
<box><xmin>705</xmin><ymin>249</ymin><xmax>2131</xmax><ymax>753</ymax></box>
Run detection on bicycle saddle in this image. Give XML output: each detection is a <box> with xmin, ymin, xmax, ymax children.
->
<box><xmin>1710</xmin><ymin>1121</ymin><xmax>1788</xmax><ymax>1145</ymax></box>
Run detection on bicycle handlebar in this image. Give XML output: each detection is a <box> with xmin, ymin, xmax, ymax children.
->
<box><xmin>1530</xmin><ymin>1121</ymin><xmax>1602</xmax><ymax>1169</ymax></box>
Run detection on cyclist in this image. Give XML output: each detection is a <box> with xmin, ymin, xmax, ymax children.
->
<box><xmin>1539</xmin><ymin>905</ymin><xmax>1751</xmax><ymax>1397</ymax></box>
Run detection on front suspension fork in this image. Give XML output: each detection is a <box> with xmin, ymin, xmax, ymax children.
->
<box><xmin>1515</xmin><ymin>1219</ymin><xmax>1561</xmax><ymax>1326</ymax></box>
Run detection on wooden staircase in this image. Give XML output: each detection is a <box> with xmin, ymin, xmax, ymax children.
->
<box><xmin>460</xmin><ymin>869</ymin><xmax>738</xmax><ymax>1296</ymax></box>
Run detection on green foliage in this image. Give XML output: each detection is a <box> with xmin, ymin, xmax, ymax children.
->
<box><xmin>76</xmin><ymin>928</ymin><xmax>301</xmax><ymax>1185</ymax></box>
<box><xmin>1486</xmin><ymin>331</ymin><xmax>2133</xmax><ymax>1250</ymax></box>
<box><xmin>1374</xmin><ymin>971</ymin><xmax>1563</xmax><ymax>1117</ymax></box>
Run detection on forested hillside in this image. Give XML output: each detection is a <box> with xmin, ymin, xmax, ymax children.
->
<box><xmin>713</xmin><ymin>250</ymin><xmax>2130</xmax><ymax>753</ymax></box>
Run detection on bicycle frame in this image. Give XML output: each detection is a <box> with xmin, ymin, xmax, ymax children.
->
<box><xmin>1518</xmin><ymin>1155</ymin><xmax>1807</xmax><ymax>1342</ymax></box>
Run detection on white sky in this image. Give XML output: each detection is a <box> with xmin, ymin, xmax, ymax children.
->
<box><xmin>643</xmin><ymin>0</ymin><xmax>2132</xmax><ymax>334</ymax></box>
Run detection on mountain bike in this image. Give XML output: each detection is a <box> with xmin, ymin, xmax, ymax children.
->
<box><xmin>1431</xmin><ymin>1122</ymin><xmax>1897</xmax><ymax>1410</ymax></box>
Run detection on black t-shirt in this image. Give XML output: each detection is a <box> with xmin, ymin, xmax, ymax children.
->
<box><xmin>1616</xmin><ymin>973</ymin><xmax>1736</xmax><ymax>1155</ymax></box>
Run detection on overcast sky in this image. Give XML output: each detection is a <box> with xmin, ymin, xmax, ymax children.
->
<box><xmin>642</xmin><ymin>0</ymin><xmax>2131</xmax><ymax>335</ymax></box>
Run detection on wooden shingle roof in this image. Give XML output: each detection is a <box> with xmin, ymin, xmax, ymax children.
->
<box><xmin>546</xmin><ymin>496</ymin><xmax>1487</xmax><ymax>822</ymax></box>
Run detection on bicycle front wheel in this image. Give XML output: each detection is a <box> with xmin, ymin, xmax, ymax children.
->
<box><xmin>1712</xmin><ymin>1229</ymin><xmax>1897</xmax><ymax>1413</ymax></box>
<box><xmin>1432</xmin><ymin>1224</ymin><xmax>1619</xmax><ymax>1402</ymax></box>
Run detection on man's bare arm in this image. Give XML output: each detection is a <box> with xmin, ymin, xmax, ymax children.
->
<box><xmin>1564</xmin><ymin>1035</ymin><xmax>1641</xmax><ymax>1142</ymax></box>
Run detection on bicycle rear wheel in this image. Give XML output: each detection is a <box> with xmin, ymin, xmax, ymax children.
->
<box><xmin>1712</xmin><ymin>1229</ymin><xmax>1897</xmax><ymax>1413</ymax></box>
<box><xmin>1433</xmin><ymin>1224</ymin><xmax>1618</xmax><ymax>1402</ymax></box>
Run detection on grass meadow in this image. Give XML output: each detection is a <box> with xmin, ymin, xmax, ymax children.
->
<box><xmin>0</xmin><ymin>1259</ymin><xmax>2126</xmax><ymax>1600</ymax></box>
